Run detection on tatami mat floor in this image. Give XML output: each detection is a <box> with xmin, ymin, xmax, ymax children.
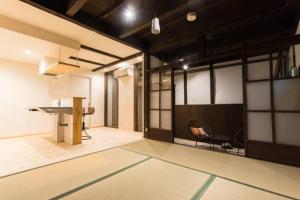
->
<box><xmin>122</xmin><ymin>140</ymin><xmax>300</xmax><ymax>199</ymax></box>
<box><xmin>0</xmin><ymin>137</ymin><xmax>299</xmax><ymax>200</ymax></box>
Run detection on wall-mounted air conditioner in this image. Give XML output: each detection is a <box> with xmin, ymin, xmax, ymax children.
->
<box><xmin>114</xmin><ymin>67</ymin><xmax>129</xmax><ymax>78</ymax></box>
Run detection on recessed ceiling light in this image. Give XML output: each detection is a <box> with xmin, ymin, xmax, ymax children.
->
<box><xmin>24</xmin><ymin>50</ymin><xmax>32</xmax><ymax>55</ymax></box>
<box><xmin>104</xmin><ymin>68</ymin><xmax>108</xmax><ymax>71</ymax></box>
<box><xmin>183</xmin><ymin>64</ymin><xmax>188</xmax><ymax>70</ymax></box>
<box><xmin>124</xmin><ymin>7</ymin><xmax>135</xmax><ymax>21</ymax></box>
<box><xmin>116</xmin><ymin>62</ymin><xmax>127</xmax><ymax>68</ymax></box>
<box><xmin>137</xmin><ymin>57</ymin><xmax>142</xmax><ymax>61</ymax></box>
<box><xmin>187</xmin><ymin>11</ymin><xmax>197</xmax><ymax>22</ymax></box>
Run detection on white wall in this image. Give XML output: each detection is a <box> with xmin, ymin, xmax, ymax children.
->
<box><xmin>0</xmin><ymin>59</ymin><xmax>52</xmax><ymax>138</ymax></box>
<box><xmin>0</xmin><ymin>59</ymin><xmax>104</xmax><ymax>138</ymax></box>
<box><xmin>118</xmin><ymin>67</ymin><xmax>134</xmax><ymax>131</ymax></box>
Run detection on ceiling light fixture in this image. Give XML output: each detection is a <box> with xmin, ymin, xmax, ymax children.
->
<box><xmin>116</xmin><ymin>62</ymin><xmax>128</xmax><ymax>68</ymax></box>
<box><xmin>151</xmin><ymin>13</ymin><xmax>160</xmax><ymax>34</ymax></box>
<box><xmin>124</xmin><ymin>6</ymin><xmax>135</xmax><ymax>21</ymax></box>
<box><xmin>187</xmin><ymin>11</ymin><xmax>197</xmax><ymax>22</ymax></box>
<box><xmin>183</xmin><ymin>64</ymin><xmax>188</xmax><ymax>70</ymax></box>
<box><xmin>24</xmin><ymin>49</ymin><xmax>32</xmax><ymax>55</ymax></box>
<box><xmin>137</xmin><ymin>57</ymin><xmax>142</xmax><ymax>61</ymax></box>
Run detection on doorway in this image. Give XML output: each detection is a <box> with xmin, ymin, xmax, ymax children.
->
<box><xmin>134</xmin><ymin>63</ymin><xmax>143</xmax><ymax>132</ymax></box>
<box><xmin>105</xmin><ymin>72</ymin><xmax>118</xmax><ymax>128</ymax></box>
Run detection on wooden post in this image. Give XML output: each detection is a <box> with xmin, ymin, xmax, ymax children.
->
<box><xmin>72</xmin><ymin>97</ymin><xmax>85</xmax><ymax>145</ymax></box>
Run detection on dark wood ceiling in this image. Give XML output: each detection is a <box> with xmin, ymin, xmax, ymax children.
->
<box><xmin>21</xmin><ymin>0</ymin><xmax>300</xmax><ymax>63</ymax></box>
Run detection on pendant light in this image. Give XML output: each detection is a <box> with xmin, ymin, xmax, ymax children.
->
<box><xmin>151</xmin><ymin>12</ymin><xmax>160</xmax><ymax>34</ymax></box>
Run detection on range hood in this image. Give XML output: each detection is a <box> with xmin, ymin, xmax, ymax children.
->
<box><xmin>39</xmin><ymin>57</ymin><xmax>80</xmax><ymax>76</ymax></box>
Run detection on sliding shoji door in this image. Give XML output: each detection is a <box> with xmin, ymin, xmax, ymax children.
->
<box><xmin>245</xmin><ymin>49</ymin><xmax>300</xmax><ymax>166</ymax></box>
<box><xmin>147</xmin><ymin>55</ymin><xmax>174</xmax><ymax>142</ymax></box>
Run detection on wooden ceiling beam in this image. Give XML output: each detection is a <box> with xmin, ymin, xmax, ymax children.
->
<box><xmin>119</xmin><ymin>0</ymin><xmax>224</xmax><ymax>39</ymax></box>
<box><xmin>69</xmin><ymin>56</ymin><xmax>105</xmax><ymax>66</ymax></box>
<box><xmin>164</xmin><ymin>34</ymin><xmax>300</xmax><ymax>70</ymax></box>
<box><xmin>97</xmin><ymin>0</ymin><xmax>126</xmax><ymax>19</ymax></box>
<box><xmin>81</xmin><ymin>45</ymin><xmax>122</xmax><ymax>59</ymax></box>
<box><xmin>92</xmin><ymin>52</ymin><xmax>143</xmax><ymax>72</ymax></box>
<box><xmin>149</xmin><ymin>1</ymin><xmax>291</xmax><ymax>53</ymax></box>
<box><xmin>66</xmin><ymin>0</ymin><xmax>89</xmax><ymax>17</ymax></box>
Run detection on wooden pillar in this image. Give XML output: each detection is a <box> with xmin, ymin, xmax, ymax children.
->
<box><xmin>72</xmin><ymin>97</ymin><xmax>85</xmax><ymax>145</ymax></box>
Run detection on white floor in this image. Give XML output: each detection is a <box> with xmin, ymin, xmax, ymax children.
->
<box><xmin>0</xmin><ymin>127</ymin><xmax>143</xmax><ymax>177</ymax></box>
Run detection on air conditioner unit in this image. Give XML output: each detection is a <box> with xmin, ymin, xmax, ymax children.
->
<box><xmin>114</xmin><ymin>67</ymin><xmax>129</xmax><ymax>78</ymax></box>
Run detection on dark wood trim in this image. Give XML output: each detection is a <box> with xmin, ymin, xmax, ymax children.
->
<box><xmin>269</xmin><ymin>52</ymin><xmax>276</xmax><ymax>143</ymax></box>
<box><xmin>92</xmin><ymin>52</ymin><xmax>143</xmax><ymax>72</ymax></box>
<box><xmin>148</xmin><ymin>129</ymin><xmax>173</xmax><ymax>143</ymax></box>
<box><xmin>247</xmin><ymin>79</ymin><xmax>270</xmax><ymax>83</ymax></box>
<box><xmin>247</xmin><ymin>110</ymin><xmax>271</xmax><ymax>113</ymax></box>
<box><xmin>149</xmin><ymin>1</ymin><xmax>290</xmax><ymax>53</ymax></box>
<box><xmin>171</xmin><ymin>68</ymin><xmax>175</xmax><ymax>143</ymax></box>
<box><xmin>274</xmin><ymin>76</ymin><xmax>300</xmax><ymax>81</ymax></box>
<box><xmin>247</xmin><ymin>140</ymin><xmax>300</xmax><ymax>167</ymax></box>
<box><xmin>97</xmin><ymin>0</ymin><xmax>126</xmax><ymax>19</ymax></box>
<box><xmin>247</xmin><ymin>110</ymin><xmax>300</xmax><ymax>113</ymax></box>
<box><xmin>242</xmin><ymin>55</ymin><xmax>248</xmax><ymax>154</ymax></box>
<box><xmin>81</xmin><ymin>45</ymin><xmax>122</xmax><ymax>60</ymax></box>
<box><xmin>119</xmin><ymin>0</ymin><xmax>224</xmax><ymax>39</ymax></box>
<box><xmin>66</xmin><ymin>0</ymin><xmax>88</xmax><ymax>17</ymax></box>
<box><xmin>151</xmin><ymin>89</ymin><xmax>171</xmax><ymax>92</ymax></box>
<box><xmin>150</xmin><ymin>108</ymin><xmax>172</xmax><ymax>111</ymax></box>
<box><xmin>212</xmin><ymin>56</ymin><xmax>278</xmax><ymax>69</ymax></box>
<box><xmin>69</xmin><ymin>56</ymin><xmax>104</xmax><ymax>66</ymax></box>
<box><xmin>104</xmin><ymin>73</ymin><xmax>108</xmax><ymax>126</ymax></box>
<box><xmin>156</xmin><ymin>34</ymin><xmax>300</xmax><ymax>71</ymax></box>
<box><xmin>183</xmin><ymin>70</ymin><xmax>187</xmax><ymax>105</ymax></box>
<box><xmin>292</xmin><ymin>45</ymin><xmax>296</xmax><ymax>67</ymax></box>
<box><xmin>134</xmin><ymin>65</ymin><xmax>138</xmax><ymax>131</ymax></box>
<box><xmin>158</xmin><ymin>71</ymin><xmax>162</xmax><ymax>129</ymax></box>
<box><xmin>275</xmin><ymin>110</ymin><xmax>300</xmax><ymax>113</ymax></box>
<box><xmin>210</xmin><ymin>62</ymin><xmax>215</xmax><ymax>104</ymax></box>
<box><xmin>144</xmin><ymin>53</ymin><xmax>149</xmax><ymax>137</ymax></box>
<box><xmin>213</xmin><ymin>61</ymin><xmax>242</xmax><ymax>69</ymax></box>
<box><xmin>247</xmin><ymin>57</ymin><xmax>278</xmax><ymax>64</ymax></box>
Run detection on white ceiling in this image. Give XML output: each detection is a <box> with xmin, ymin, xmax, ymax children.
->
<box><xmin>0</xmin><ymin>0</ymin><xmax>142</xmax><ymax>71</ymax></box>
<box><xmin>0</xmin><ymin>27</ymin><xmax>61</xmax><ymax>65</ymax></box>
